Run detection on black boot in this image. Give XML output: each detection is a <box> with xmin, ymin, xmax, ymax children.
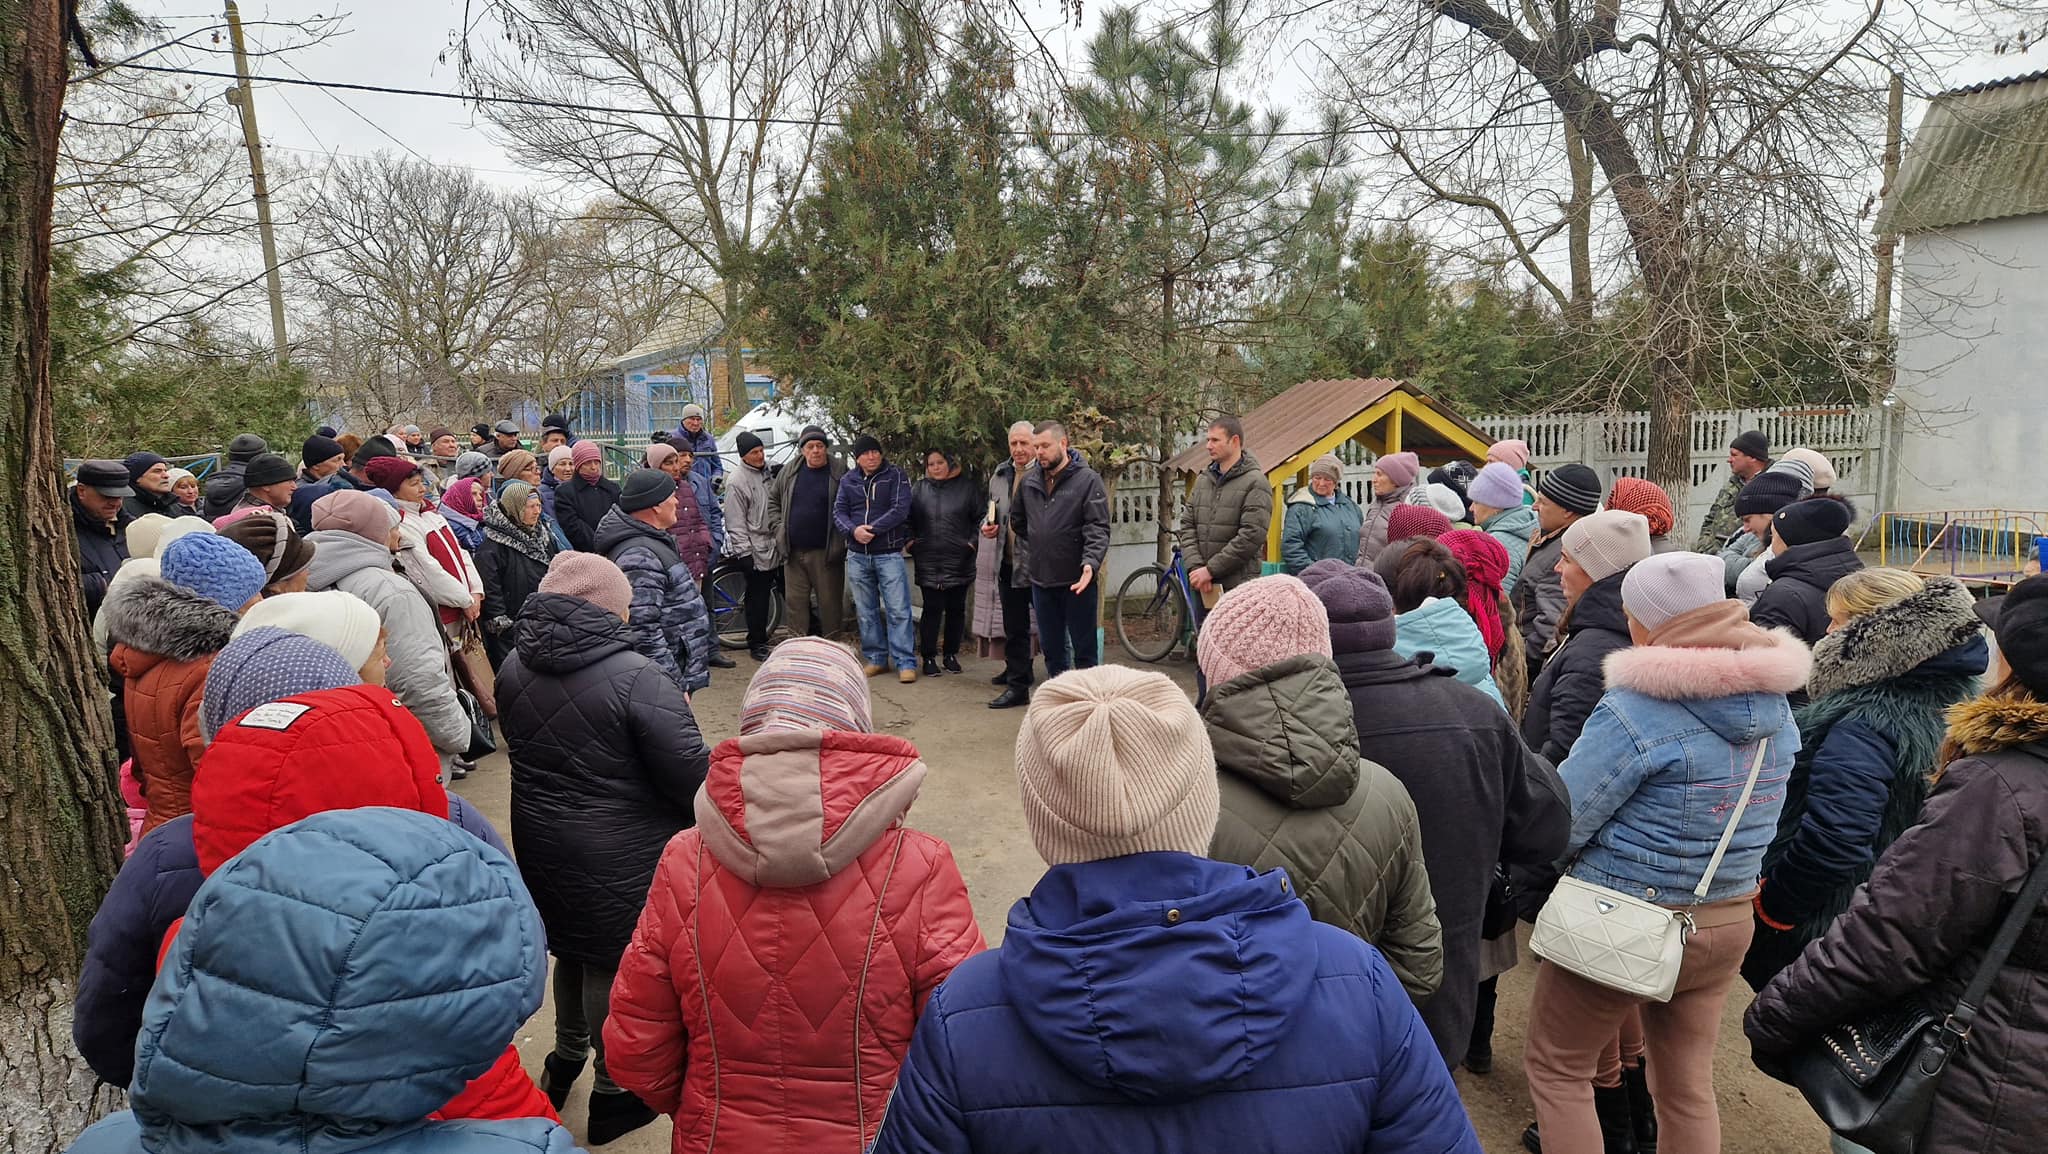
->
<box><xmin>1595</xmin><ymin>1083</ymin><xmax>1639</xmax><ymax>1154</ymax></box>
<box><xmin>586</xmin><ymin>1089</ymin><xmax>658</xmax><ymax>1146</ymax></box>
<box><xmin>1465</xmin><ymin>976</ymin><xmax>1498</xmax><ymax>1074</ymax></box>
<box><xmin>707</xmin><ymin>651</ymin><xmax>737</xmax><ymax>669</ymax></box>
<box><xmin>1622</xmin><ymin>1062</ymin><xmax>1658</xmax><ymax>1154</ymax></box>
<box><xmin>539</xmin><ymin>1052</ymin><xmax>584</xmax><ymax>1111</ymax></box>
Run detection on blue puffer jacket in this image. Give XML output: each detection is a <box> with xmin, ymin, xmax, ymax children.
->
<box><xmin>1557</xmin><ymin>605</ymin><xmax>1811</xmax><ymax>905</ymax></box>
<box><xmin>834</xmin><ymin>461</ymin><xmax>913</xmax><ymax>554</ymax></box>
<box><xmin>73</xmin><ymin>800</ymin><xmax>510</xmax><ymax>1089</ymax></box>
<box><xmin>1392</xmin><ymin>596</ymin><xmax>1505</xmax><ymax>708</ymax></box>
<box><xmin>1280</xmin><ymin>489</ymin><xmax>1364</xmax><ymax>574</ymax></box>
<box><xmin>1481</xmin><ymin>505</ymin><xmax>1538</xmax><ymax>596</ymax></box>
<box><xmin>66</xmin><ymin>808</ymin><xmax>580</xmax><ymax>1154</ymax></box>
<box><xmin>592</xmin><ymin>505</ymin><xmax>713</xmax><ymax>692</ymax></box>
<box><xmin>867</xmin><ymin>852</ymin><xmax>1481</xmax><ymax>1154</ymax></box>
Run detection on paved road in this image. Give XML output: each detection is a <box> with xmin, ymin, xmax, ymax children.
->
<box><xmin>452</xmin><ymin>643</ymin><xmax>1827</xmax><ymax>1153</ymax></box>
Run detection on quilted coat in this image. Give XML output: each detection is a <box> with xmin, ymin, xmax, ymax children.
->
<box><xmin>1481</xmin><ymin>504</ymin><xmax>1538</xmax><ymax>596</ymax></box>
<box><xmin>1335</xmin><ymin>646</ymin><xmax>1571</xmax><ymax>1063</ymax></box>
<box><xmin>866</xmin><ymin>853</ymin><xmax>1483</xmax><ymax>1154</ymax></box>
<box><xmin>496</xmin><ymin>592</ymin><xmax>710</xmax><ymax>967</ymax></box>
<box><xmin>667</xmin><ymin>469</ymin><xmax>724</xmax><ymax>582</ymax></box>
<box><xmin>1522</xmin><ymin>569</ymin><xmax>1633</xmax><ymax>763</ymax></box>
<box><xmin>66</xmin><ymin>809</ymin><xmax>581</xmax><ymax>1154</ymax></box>
<box><xmin>556</xmin><ymin>474</ymin><xmax>621</xmax><ymax>554</ymax></box>
<box><xmin>1391</xmin><ymin>596</ymin><xmax>1506</xmax><ymax>707</ymax></box>
<box><xmin>1176</xmin><ymin>451</ymin><xmax>1273</xmax><ymax>590</ymax></box>
<box><xmin>593</xmin><ymin>506</ymin><xmax>713</xmax><ymax>693</ymax></box>
<box><xmin>71</xmin><ymin>686</ymin><xmax>534</xmax><ymax>1115</ymax></box>
<box><xmin>1743</xmin><ymin>578</ymin><xmax>1988</xmax><ymax>987</ymax></box>
<box><xmin>910</xmin><ymin>470</ymin><xmax>982</xmax><ymax>590</ymax></box>
<box><xmin>103</xmin><ymin>576</ymin><xmax>238</xmax><ymax>837</ymax></box>
<box><xmin>1280</xmin><ymin>488</ymin><xmax>1363</xmax><ymax>575</ymax></box>
<box><xmin>1512</xmin><ymin>525</ymin><xmax>1569</xmax><ymax>668</ymax></box>
<box><xmin>305</xmin><ymin>529</ymin><xmax>471</xmax><ymax>754</ymax></box>
<box><xmin>1204</xmin><ymin>654</ymin><xmax>1443</xmax><ymax>999</ymax></box>
<box><xmin>835</xmin><ymin>459</ymin><xmax>914</xmax><ymax>555</ymax></box>
<box><xmin>604</xmin><ymin>728</ymin><xmax>984</xmax><ymax>1153</ymax></box>
<box><xmin>1747</xmin><ymin>693</ymin><xmax>2048</xmax><ymax>1153</ymax></box>
<box><xmin>1749</xmin><ymin>535</ymin><xmax>1866</xmax><ymax>651</ymax></box>
<box><xmin>75</xmin><ymin>488</ymin><xmax>131</xmax><ymax>616</ymax></box>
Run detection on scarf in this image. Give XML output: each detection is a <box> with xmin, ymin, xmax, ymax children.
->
<box><xmin>1441</xmin><ymin>529</ymin><xmax>1509</xmax><ymax>660</ymax></box>
<box><xmin>482</xmin><ymin>500</ymin><xmax>551</xmax><ymax>565</ymax></box>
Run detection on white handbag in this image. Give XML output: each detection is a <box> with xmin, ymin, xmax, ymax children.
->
<box><xmin>1530</xmin><ymin>739</ymin><xmax>1769</xmax><ymax>1002</ymax></box>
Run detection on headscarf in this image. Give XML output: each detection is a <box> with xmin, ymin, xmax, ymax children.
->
<box><xmin>440</xmin><ymin>476</ymin><xmax>486</xmax><ymax>520</ymax></box>
<box><xmin>1441</xmin><ymin>529</ymin><xmax>1509</xmax><ymax>661</ymax></box>
<box><xmin>1605</xmin><ymin>476</ymin><xmax>1676</xmax><ymax>539</ymax></box>
<box><xmin>497</xmin><ymin>480</ymin><xmax>538</xmax><ymax>523</ymax></box>
<box><xmin>495</xmin><ymin>450</ymin><xmax>537</xmax><ymax>481</ymax></box>
<box><xmin>482</xmin><ymin>480</ymin><xmax>550</xmax><ymax>565</ymax></box>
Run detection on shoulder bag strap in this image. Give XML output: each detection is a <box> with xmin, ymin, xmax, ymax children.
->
<box><xmin>1946</xmin><ymin>742</ymin><xmax>2048</xmax><ymax>1040</ymax></box>
<box><xmin>1693</xmin><ymin>738</ymin><xmax>1771</xmax><ymax>901</ymax></box>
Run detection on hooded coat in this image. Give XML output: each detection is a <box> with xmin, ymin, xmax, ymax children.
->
<box><xmin>1391</xmin><ymin>596</ymin><xmax>1507</xmax><ymax>708</ymax></box>
<box><xmin>556</xmin><ymin>474</ymin><xmax>621</xmax><ymax>554</ymax></box>
<box><xmin>910</xmin><ymin>469</ymin><xmax>983</xmax><ymax>589</ymax></box>
<box><xmin>1742</xmin><ymin>578</ymin><xmax>1988</xmax><ymax>987</ymax></box>
<box><xmin>1334</xmin><ymin>646</ymin><xmax>1571</xmax><ymax>1063</ymax></box>
<box><xmin>1176</xmin><ymin>451</ymin><xmax>1273</xmax><ymax>590</ymax></box>
<box><xmin>604</xmin><ymin>728</ymin><xmax>984</xmax><ymax>1153</ymax></box>
<box><xmin>866</xmin><ymin>853</ymin><xmax>1483</xmax><ymax>1154</ymax></box>
<box><xmin>1746</xmin><ymin>694</ymin><xmax>2048</xmax><ymax>1154</ymax></box>
<box><xmin>305</xmin><ymin>530</ymin><xmax>471</xmax><ymax>755</ymax></box>
<box><xmin>103</xmin><ymin>577</ymin><xmax>239</xmax><ymax>837</ymax></box>
<box><xmin>1522</xmin><ymin>570</ymin><xmax>1633</xmax><ymax>763</ymax></box>
<box><xmin>1203</xmin><ymin>655</ymin><xmax>1443</xmax><ymax>999</ymax></box>
<box><xmin>1513</xmin><ymin>524</ymin><xmax>1570</xmax><ymax>666</ymax></box>
<box><xmin>1748</xmin><ymin>535</ymin><xmax>1866</xmax><ymax>649</ymax></box>
<box><xmin>65</xmin><ymin>809</ymin><xmax>579</xmax><ymax>1154</ymax></box>
<box><xmin>495</xmin><ymin>592</ymin><xmax>710</xmax><ymax>966</ymax></box>
<box><xmin>1281</xmin><ymin>488</ymin><xmax>1364</xmax><ymax>575</ymax></box>
<box><xmin>1481</xmin><ymin>504</ymin><xmax>1539</xmax><ymax>597</ymax></box>
<box><xmin>593</xmin><ymin>506</ymin><xmax>714</xmax><ymax>693</ymax></box>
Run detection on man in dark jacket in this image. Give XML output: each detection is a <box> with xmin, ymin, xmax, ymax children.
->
<box><xmin>287</xmin><ymin>434</ymin><xmax>351</xmax><ymax>535</ymax></box>
<box><xmin>1750</xmin><ymin>496</ymin><xmax>1863</xmax><ymax>657</ymax></box>
<box><xmin>120</xmin><ymin>453</ymin><xmax>182</xmax><ymax>520</ymax></box>
<box><xmin>484</xmin><ymin>419</ymin><xmax>523</xmax><ymax>460</ymax></box>
<box><xmin>1009</xmin><ymin>421</ymin><xmax>1110</xmax><ymax>677</ymax></box>
<box><xmin>769</xmin><ymin>426</ymin><xmax>846</xmax><ymax>638</ymax></box>
<box><xmin>237</xmin><ymin>453</ymin><xmax>298</xmax><ymax>513</ymax></box>
<box><xmin>1524</xmin><ymin>510</ymin><xmax>1654</xmax><ymax>763</ymax></box>
<box><xmin>199</xmin><ymin>433</ymin><xmax>269</xmax><ymax>520</ymax></box>
<box><xmin>593</xmin><ymin>469</ymin><xmax>713</xmax><ymax>693</ymax></box>
<box><xmin>834</xmin><ymin>434</ymin><xmax>916</xmax><ymax>680</ymax></box>
<box><xmin>74</xmin><ymin>460</ymin><xmax>134</xmax><ymax>616</ymax></box>
<box><xmin>869</xmin><ymin>665</ymin><xmax>1483</xmax><ymax>1154</ymax></box>
<box><xmin>496</xmin><ymin>552</ymin><xmax>708</xmax><ymax>1141</ymax></box>
<box><xmin>672</xmin><ymin>402</ymin><xmax>722</xmax><ymax>483</ymax></box>
<box><xmin>1514</xmin><ymin>462</ymin><xmax>1601</xmax><ymax>678</ymax></box>
<box><xmin>985</xmin><ymin>421</ymin><xmax>1037</xmax><ymax>708</ymax></box>
<box><xmin>1302</xmin><ymin>559</ymin><xmax>1571</xmax><ymax>1067</ymax></box>
<box><xmin>556</xmin><ymin>440</ymin><xmax>621</xmax><ymax>553</ymax></box>
<box><xmin>1177</xmin><ymin>415</ymin><xmax>1273</xmax><ymax>596</ymax></box>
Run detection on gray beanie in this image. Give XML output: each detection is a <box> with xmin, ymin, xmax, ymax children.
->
<box><xmin>1621</xmin><ymin>552</ymin><xmax>1726</xmax><ymax>632</ymax></box>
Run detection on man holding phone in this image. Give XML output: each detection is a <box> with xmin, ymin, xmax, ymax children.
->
<box><xmin>1010</xmin><ymin>422</ymin><xmax>1111</xmax><ymax>677</ymax></box>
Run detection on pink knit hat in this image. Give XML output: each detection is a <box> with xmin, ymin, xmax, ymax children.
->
<box><xmin>570</xmin><ymin>440</ymin><xmax>603</xmax><ymax>467</ymax></box>
<box><xmin>1562</xmin><ymin>509</ymin><xmax>1653</xmax><ymax>584</ymax></box>
<box><xmin>1386</xmin><ymin>504</ymin><xmax>1453</xmax><ymax>544</ymax></box>
<box><xmin>310</xmin><ymin>489</ymin><xmax>398</xmax><ymax>542</ymax></box>
<box><xmin>740</xmin><ymin>637</ymin><xmax>873</xmax><ymax>735</ymax></box>
<box><xmin>547</xmin><ymin>445</ymin><xmax>575</xmax><ymax>469</ymax></box>
<box><xmin>645</xmin><ymin>442</ymin><xmax>678</xmax><ymax>470</ymax></box>
<box><xmin>1487</xmin><ymin>439</ymin><xmax>1532</xmax><ymax>470</ymax></box>
<box><xmin>1196</xmin><ymin>575</ymin><xmax>1335</xmax><ymax>687</ymax></box>
<box><xmin>536</xmin><ymin>552</ymin><xmax>632</xmax><ymax>621</ymax></box>
<box><xmin>1373</xmin><ymin>451</ymin><xmax>1421</xmax><ymax>489</ymax></box>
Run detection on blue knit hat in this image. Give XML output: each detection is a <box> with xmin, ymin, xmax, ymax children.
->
<box><xmin>160</xmin><ymin>531</ymin><xmax>268</xmax><ymax>611</ymax></box>
<box><xmin>199</xmin><ymin>626</ymin><xmax>361</xmax><ymax>741</ymax></box>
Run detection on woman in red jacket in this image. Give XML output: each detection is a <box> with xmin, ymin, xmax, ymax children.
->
<box><xmin>604</xmin><ymin>636</ymin><xmax>985</xmax><ymax>1152</ymax></box>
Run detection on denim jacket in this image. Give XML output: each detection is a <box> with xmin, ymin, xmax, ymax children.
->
<box><xmin>1557</xmin><ymin>625</ymin><xmax>1811</xmax><ymax>905</ymax></box>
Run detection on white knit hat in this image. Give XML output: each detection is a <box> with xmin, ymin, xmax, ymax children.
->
<box><xmin>125</xmin><ymin>513</ymin><xmax>176</xmax><ymax>561</ymax></box>
<box><xmin>232</xmin><ymin>590</ymin><xmax>383</xmax><ymax>671</ymax></box>
<box><xmin>152</xmin><ymin>516</ymin><xmax>215</xmax><ymax>559</ymax></box>
<box><xmin>1424</xmin><ymin>482</ymin><xmax>1468</xmax><ymax>522</ymax></box>
<box><xmin>1621</xmin><ymin>552</ymin><xmax>1727</xmax><ymax>632</ymax></box>
<box><xmin>1562</xmin><ymin>509</ymin><xmax>1653</xmax><ymax>584</ymax></box>
<box><xmin>1014</xmin><ymin>665</ymin><xmax>1218</xmax><ymax>866</ymax></box>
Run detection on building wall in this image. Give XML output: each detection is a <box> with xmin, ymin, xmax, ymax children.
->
<box><xmin>1895</xmin><ymin>215</ymin><xmax>2048</xmax><ymax>512</ymax></box>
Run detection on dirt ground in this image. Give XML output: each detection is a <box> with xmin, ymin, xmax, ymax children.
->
<box><xmin>450</xmin><ymin>642</ymin><xmax>1828</xmax><ymax>1154</ymax></box>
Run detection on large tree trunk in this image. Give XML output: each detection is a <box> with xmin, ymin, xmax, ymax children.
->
<box><xmin>1</xmin><ymin>1</ymin><xmax>133</xmax><ymax>1148</ymax></box>
<box><xmin>1637</xmin><ymin>229</ymin><xmax>1697</xmax><ymax>504</ymax></box>
<box><xmin>1564</xmin><ymin>123</ymin><xmax>1595</xmax><ymax>325</ymax></box>
<box><xmin>722</xmin><ymin>279</ymin><xmax>748</xmax><ymax>417</ymax></box>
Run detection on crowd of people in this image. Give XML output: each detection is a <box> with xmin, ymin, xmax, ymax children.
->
<box><xmin>59</xmin><ymin>410</ymin><xmax>2048</xmax><ymax>1154</ymax></box>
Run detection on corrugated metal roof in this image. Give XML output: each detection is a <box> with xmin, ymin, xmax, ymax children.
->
<box><xmin>1165</xmin><ymin>377</ymin><xmax>1491</xmax><ymax>474</ymax></box>
<box><xmin>1877</xmin><ymin>71</ymin><xmax>2048</xmax><ymax>233</ymax></box>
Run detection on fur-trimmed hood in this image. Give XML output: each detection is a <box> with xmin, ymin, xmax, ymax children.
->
<box><xmin>101</xmin><ymin>575</ymin><xmax>238</xmax><ymax>663</ymax></box>
<box><xmin>1945</xmin><ymin>694</ymin><xmax>2048</xmax><ymax>757</ymax></box>
<box><xmin>1807</xmin><ymin>577</ymin><xmax>1986</xmax><ymax>700</ymax></box>
<box><xmin>1605</xmin><ymin>626</ymin><xmax>1812</xmax><ymax>704</ymax></box>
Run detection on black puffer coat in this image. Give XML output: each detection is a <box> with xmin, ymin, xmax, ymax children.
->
<box><xmin>495</xmin><ymin>591</ymin><xmax>711</xmax><ymax>966</ymax></box>
<box><xmin>1523</xmin><ymin>570</ymin><xmax>1633</xmax><ymax>763</ymax></box>
<box><xmin>555</xmin><ymin>474</ymin><xmax>620</xmax><ymax>553</ymax></box>
<box><xmin>910</xmin><ymin>470</ymin><xmax>982</xmax><ymax>590</ymax></box>
<box><xmin>1747</xmin><ymin>693</ymin><xmax>2048</xmax><ymax>1153</ymax></box>
<box><xmin>1749</xmin><ymin>535</ymin><xmax>1865</xmax><ymax>648</ymax></box>
<box><xmin>476</xmin><ymin>504</ymin><xmax>553</xmax><ymax>668</ymax></box>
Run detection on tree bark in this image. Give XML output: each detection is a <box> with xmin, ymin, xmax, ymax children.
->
<box><xmin>1</xmin><ymin>0</ymin><xmax>133</xmax><ymax>1147</ymax></box>
<box><xmin>722</xmin><ymin>279</ymin><xmax>748</xmax><ymax>417</ymax></box>
<box><xmin>1563</xmin><ymin>122</ymin><xmax>1595</xmax><ymax>324</ymax></box>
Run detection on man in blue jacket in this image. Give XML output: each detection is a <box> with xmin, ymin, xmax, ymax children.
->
<box><xmin>833</xmin><ymin>434</ymin><xmax>916</xmax><ymax>681</ymax></box>
<box><xmin>869</xmin><ymin>664</ymin><xmax>1483</xmax><ymax>1154</ymax></box>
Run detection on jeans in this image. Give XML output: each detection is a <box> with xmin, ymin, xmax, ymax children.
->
<box><xmin>1031</xmin><ymin>583</ymin><xmax>1099</xmax><ymax>677</ymax></box>
<box><xmin>917</xmin><ymin>584</ymin><xmax>969</xmax><ymax>658</ymax></box>
<box><xmin>785</xmin><ymin>546</ymin><xmax>844</xmax><ymax>637</ymax></box>
<box><xmin>848</xmin><ymin>551</ymin><xmax>916</xmax><ymax>670</ymax></box>
<box><xmin>998</xmin><ymin>562</ymin><xmax>1035</xmax><ymax>687</ymax></box>
<box><xmin>552</xmin><ymin>956</ymin><xmax>619</xmax><ymax>1094</ymax></box>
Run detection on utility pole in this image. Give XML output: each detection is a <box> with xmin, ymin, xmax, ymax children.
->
<box><xmin>224</xmin><ymin>0</ymin><xmax>289</xmax><ymax>365</ymax></box>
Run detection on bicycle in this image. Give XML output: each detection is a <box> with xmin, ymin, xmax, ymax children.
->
<box><xmin>1113</xmin><ymin>547</ymin><xmax>1204</xmax><ymax>662</ymax></box>
<box><xmin>708</xmin><ymin>556</ymin><xmax>786</xmax><ymax>650</ymax></box>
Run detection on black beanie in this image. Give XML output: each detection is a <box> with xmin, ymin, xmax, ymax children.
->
<box><xmin>1731</xmin><ymin>430</ymin><xmax>1771</xmax><ymax>463</ymax></box>
<box><xmin>618</xmin><ymin>468</ymin><xmax>678</xmax><ymax>513</ymax></box>
<box><xmin>851</xmin><ymin>434</ymin><xmax>883</xmax><ymax>459</ymax></box>
<box><xmin>1980</xmin><ymin>575</ymin><xmax>2048</xmax><ymax>697</ymax></box>
<box><xmin>243</xmin><ymin>453</ymin><xmax>297</xmax><ymax>488</ymax></box>
<box><xmin>1772</xmin><ymin>496</ymin><xmax>1854</xmax><ymax>546</ymax></box>
<box><xmin>315</xmin><ymin>425</ymin><xmax>339</xmax><ymax>439</ymax></box>
<box><xmin>471</xmin><ymin>423</ymin><xmax>493</xmax><ymax>441</ymax></box>
<box><xmin>1537</xmin><ymin>463</ymin><xmax>1602</xmax><ymax>516</ymax></box>
<box><xmin>799</xmin><ymin>425</ymin><xmax>829</xmax><ymax>449</ymax></box>
<box><xmin>1734</xmin><ymin>471</ymin><xmax>1804</xmax><ymax>517</ymax></box>
<box><xmin>353</xmin><ymin>435</ymin><xmax>401</xmax><ymax>468</ymax></box>
<box><xmin>735</xmin><ymin>431</ymin><xmax>764</xmax><ymax>455</ymax></box>
<box><xmin>227</xmin><ymin>433</ymin><xmax>269</xmax><ymax>463</ymax></box>
<box><xmin>302</xmin><ymin>434</ymin><xmax>345</xmax><ymax>467</ymax></box>
<box><xmin>542</xmin><ymin>412</ymin><xmax>571</xmax><ymax>432</ymax></box>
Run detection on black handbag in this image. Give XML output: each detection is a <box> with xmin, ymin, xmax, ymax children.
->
<box><xmin>1783</xmin><ymin>833</ymin><xmax>2048</xmax><ymax>1152</ymax></box>
<box><xmin>455</xmin><ymin>686</ymin><xmax>497</xmax><ymax>760</ymax></box>
<box><xmin>1482</xmin><ymin>865</ymin><xmax>1520</xmax><ymax>939</ymax></box>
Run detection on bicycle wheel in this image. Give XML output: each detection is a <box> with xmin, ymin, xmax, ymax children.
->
<box><xmin>710</xmin><ymin>565</ymin><xmax>751</xmax><ymax>649</ymax></box>
<box><xmin>1115</xmin><ymin>565</ymin><xmax>1187</xmax><ymax>663</ymax></box>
